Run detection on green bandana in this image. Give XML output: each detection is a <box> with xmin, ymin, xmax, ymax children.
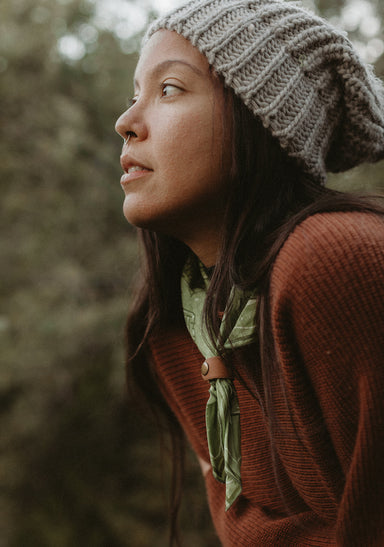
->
<box><xmin>181</xmin><ymin>255</ymin><xmax>257</xmax><ymax>510</ymax></box>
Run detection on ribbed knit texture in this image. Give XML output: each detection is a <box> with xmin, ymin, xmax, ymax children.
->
<box><xmin>145</xmin><ymin>0</ymin><xmax>384</xmax><ymax>183</ymax></box>
<box><xmin>149</xmin><ymin>211</ymin><xmax>384</xmax><ymax>546</ymax></box>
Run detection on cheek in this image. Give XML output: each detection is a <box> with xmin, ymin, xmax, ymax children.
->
<box><xmin>159</xmin><ymin>109</ymin><xmax>224</xmax><ymax>177</ymax></box>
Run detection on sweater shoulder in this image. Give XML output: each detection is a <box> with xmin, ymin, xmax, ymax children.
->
<box><xmin>271</xmin><ymin>211</ymin><xmax>384</xmax><ymax>296</ymax></box>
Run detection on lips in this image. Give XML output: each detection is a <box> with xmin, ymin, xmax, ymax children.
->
<box><xmin>120</xmin><ymin>156</ymin><xmax>153</xmax><ymax>187</ymax></box>
<box><xmin>120</xmin><ymin>155</ymin><xmax>152</xmax><ymax>174</ymax></box>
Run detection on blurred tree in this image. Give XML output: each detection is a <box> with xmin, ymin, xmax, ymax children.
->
<box><xmin>312</xmin><ymin>0</ymin><xmax>384</xmax><ymax>191</ymax></box>
<box><xmin>0</xmin><ymin>0</ymin><xmax>383</xmax><ymax>545</ymax></box>
<box><xmin>0</xmin><ymin>0</ymin><xmax>216</xmax><ymax>544</ymax></box>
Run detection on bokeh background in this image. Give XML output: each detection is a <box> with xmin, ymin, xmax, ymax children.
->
<box><xmin>1</xmin><ymin>0</ymin><xmax>383</xmax><ymax>545</ymax></box>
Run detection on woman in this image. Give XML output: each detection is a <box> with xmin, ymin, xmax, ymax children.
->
<box><xmin>115</xmin><ymin>0</ymin><xmax>384</xmax><ymax>545</ymax></box>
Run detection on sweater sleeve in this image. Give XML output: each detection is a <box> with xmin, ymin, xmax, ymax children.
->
<box><xmin>270</xmin><ymin>212</ymin><xmax>384</xmax><ymax>546</ymax></box>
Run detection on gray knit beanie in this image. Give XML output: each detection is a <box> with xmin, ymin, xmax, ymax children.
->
<box><xmin>145</xmin><ymin>0</ymin><xmax>384</xmax><ymax>183</ymax></box>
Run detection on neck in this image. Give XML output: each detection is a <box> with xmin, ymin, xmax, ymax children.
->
<box><xmin>183</xmin><ymin>233</ymin><xmax>220</xmax><ymax>268</ymax></box>
<box><xmin>152</xmin><ymin>213</ymin><xmax>223</xmax><ymax>267</ymax></box>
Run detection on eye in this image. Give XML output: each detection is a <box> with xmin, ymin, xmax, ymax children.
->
<box><xmin>128</xmin><ymin>95</ymin><xmax>138</xmax><ymax>108</ymax></box>
<box><xmin>161</xmin><ymin>83</ymin><xmax>182</xmax><ymax>98</ymax></box>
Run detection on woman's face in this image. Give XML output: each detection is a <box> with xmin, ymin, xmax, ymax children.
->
<box><xmin>115</xmin><ymin>30</ymin><xmax>231</xmax><ymax>261</ymax></box>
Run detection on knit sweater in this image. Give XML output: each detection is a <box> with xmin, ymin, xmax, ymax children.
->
<box><xmin>149</xmin><ymin>211</ymin><xmax>384</xmax><ymax>546</ymax></box>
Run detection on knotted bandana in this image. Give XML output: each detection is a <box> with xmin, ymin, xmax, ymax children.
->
<box><xmin>181</xmin><ymin>255</ymin><xmax>257</xmax><ymax>510</ymax></box>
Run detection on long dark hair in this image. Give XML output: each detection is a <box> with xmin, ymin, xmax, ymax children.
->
<box><xmin>125</xmin><ymin>87</ymin><xmax>384</xmax><ymax>545</ymax></box>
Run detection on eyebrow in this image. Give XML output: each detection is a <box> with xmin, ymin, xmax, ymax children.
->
<box><xmin>134</xmin><ymin>59</ymin><xmax>205</xmax><ymax>88</ymax></box>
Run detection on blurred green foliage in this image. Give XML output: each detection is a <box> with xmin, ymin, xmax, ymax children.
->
<box><xmin>0</xmin><ymin>0</ymin><xmax>383</xmax><ymax>545</ymax></box>
<box><xmin>0</xmin><ymin>0</ymin><xmax>217</xmax><ymax>544</ymax></box>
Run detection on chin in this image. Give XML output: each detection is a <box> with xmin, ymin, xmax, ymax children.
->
<box><xmin>123</xmin><ymin>199</ymin><xmax>148</xmax><ymax>227</ymax></box>
<box><xmin>122</xmin><ymin>198</ymin><xmax>194</xmax><ymax>239</ymax></box>
<box><xmin>123</xmin><ymin>203</ymin><xmax>160</xmax><ymax>231</ymax></box>
<box><xmin>123</xmin><ymin>211</ymin><xmax>147</xmax><ymax>229</ymax></box>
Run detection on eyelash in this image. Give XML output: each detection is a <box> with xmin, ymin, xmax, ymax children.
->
<box><xmin>128</xmin><ymin>83</ymin><xmax>181</xmax><ymax>107</ymax></box>
<box><xmin>161</xmin><ymin>83</ymin><xmax>180</xmax><ymax>97</ymax></box>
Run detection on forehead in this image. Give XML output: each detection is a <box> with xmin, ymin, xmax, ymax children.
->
<box><xmin>135</xmin><ymin>29</ymin><xmax>211</xmax><ymax>83</ymax></box>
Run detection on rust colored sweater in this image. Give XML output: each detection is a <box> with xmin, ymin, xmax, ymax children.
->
<box><xmin>149</xmin><ymin>212</ymin><xmax>384</xmax><ymax>546</ymax></box>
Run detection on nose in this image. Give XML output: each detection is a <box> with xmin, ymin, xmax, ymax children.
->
<box><xmin>115</xmin><ymin>110</ymin><xmax>130</xmax><ymax>140</ymax></box>
<box><xmin>115</xmin><ymin>105</ymin><xmax>148</xmax><ymax>142</ymax></box>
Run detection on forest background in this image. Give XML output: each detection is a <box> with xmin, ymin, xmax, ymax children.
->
<box><xmin>1</xmin><ymin>0</ymin><xmax>384</xmax><ymax>545</ymax></box>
